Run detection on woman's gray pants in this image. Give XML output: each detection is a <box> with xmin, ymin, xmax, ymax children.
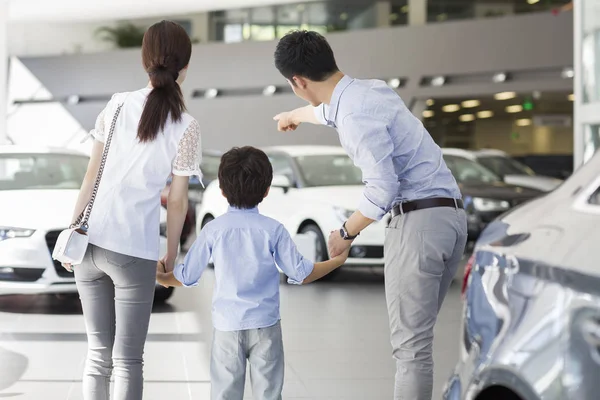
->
<box><xmin>74</xmin><ymin>244</ymin><xmax>157</xmax><ymax>400</ymax></box>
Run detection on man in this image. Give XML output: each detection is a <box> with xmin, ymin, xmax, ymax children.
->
<box><xmin>273</xmin><ymin>31</ymin><xmax>467</xmax><ymax>400</ymax></box>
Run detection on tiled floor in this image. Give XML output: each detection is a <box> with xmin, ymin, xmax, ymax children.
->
<box><xmin>0</xmin><ymin>267</ymin><xmax>462</xmax><ymax>399</ymax></box>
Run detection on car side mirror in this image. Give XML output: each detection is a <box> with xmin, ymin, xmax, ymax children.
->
<box><xmin>272</xmin><ymin>175</ymin><xmax>291</xmax><ymax>194</ymax></box>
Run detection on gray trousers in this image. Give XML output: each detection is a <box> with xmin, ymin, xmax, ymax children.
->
<box><xmin>211</xmin><ymin>321</ymin><xmax>284</xmax><ymax>400</ymax></box>
<box><xmin>385</xmin><ymin>206</ymin><xmax>468</xmax><ymax>400</ymax></box>
<box><xmin>74</xmin><ymin>244</ymin><xmax>157</xmax><ymax>400</ymax></box>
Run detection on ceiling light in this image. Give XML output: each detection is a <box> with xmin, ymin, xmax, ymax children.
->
<box><xmin>431</xmin><ymin>76</ymin><xmax>446</xmax><ymax>87</ymax></box>
<box><xmin>263</xmin><ymin>85</ymin><xmax>277</xmax><ymax>96</ymax></box>
<box><xmin>442</xmin><ymin>104</ymin><xmax>460</xmax><ymax>112</ymax></box>
<box><xmin>568</xmin><ymin>93</ymin><xmax>575</xmax><ymax>101</ymax></box>
<box><xmin>505</xmin><ymin>104</ymin><xmax>523</xmax><ymax>113</ymax></box>
<box><xmin>422</xmin><ymin>110</ymin><xmax>434</xmax><ymax>118</ymax></box>
<box><xmin>205</xmin><ymin>88</ymin><xmax>219</xmax><ymax>99</ymax></box>
<box><xmin>477</xmin><ymin>110</ymin><xmax>494</xmax><ymax>119</ymax></box>
<box><xmin>533</xmin><ymin>90</ymin><xmax>541</xmax><ymax>99</ymax></box>
<box><xmin>459</xmin><ymin>114</ymin><xmax>475</xmax><ymax>122</ymax></box>
<box><xmin>516</xmin><ymin>118</ymin><xmax>532</xmax><ymax>126</ymax></box>
<box><xmin>527</xmin><ymin>0</ymin><xmax>540</xmax><ymax>4</ymax></box>
<box><xmin>387</xmin><ymin>78</ymin><xmax>401</xmax><ymax>88</ymax></box>
<box><xmin>494</xmin><ymin>91</ymin><xmax>517</xmax><ymax>100</ymax></box>
<box><xmin>426</xmin><ymin>99</ymin><xmax>435</xmax><ymax>106</ymax></box>
<box><xmin>493</xmin><ymin>72</ymin><xmax>507</xmax><ymax>83</ymax></box>
<box><xmin>461</xmin><ymin>100</ymin><xmax>480</xmax><ymax>108</ymax></box>
<box><xmin>67</xmin><ymin>95</ymin><xmax>80</xmax><ymax>105</ymax></box>
<box><xmin>561</xmin><ymin>67</ymin><xmax>574</xmax><ymax>79</ymax></box>
<box><xmin>340</xmin><ymin>12</ymin><xmax>348</xmax><ymax>20</ymax></box>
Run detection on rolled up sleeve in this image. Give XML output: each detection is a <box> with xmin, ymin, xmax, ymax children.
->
<box><xmin>341</xmin><ymin>113</ymin><xmax>400</xmax><ymax>221</ymax></box>
<box><xmin>273</xmin><ymin>225</ymin><xmax>314</xmax><ymax>285</ymax></box>
<box><xmin>173</xmin><ymin>229</ymin><xmax>212</xmax><ymax>287</ymax></box>
<box><xmin>313</xmin><ymin>104</ymin><xmax>328</xmax><ymax>125</ymax></box>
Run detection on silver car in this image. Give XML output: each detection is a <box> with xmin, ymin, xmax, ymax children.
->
<box><xmin>444</xmin><ymin>150</ymin><xmax>600</xmax><ymax>400</ymax></box>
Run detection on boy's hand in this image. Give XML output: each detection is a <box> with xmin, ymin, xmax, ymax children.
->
<box><xmin>332</xmin><ymin>248</ymin><xmax>350</xmax><ymax>266</ymax></box>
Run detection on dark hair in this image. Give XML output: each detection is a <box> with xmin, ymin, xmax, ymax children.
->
<box><xmin>218</xmin><ymin>147</ymin><xmax>273</xmax><ymax>209</ymax></box>
<box><xmin>274</xmin><ymin>30</ymin><xmax>339</xmax><ymax>84</ymax></box>
<box><xmin>138</xmin><ymin>20</ymin><xmax>192</xmax><ymax>142</ymax></box>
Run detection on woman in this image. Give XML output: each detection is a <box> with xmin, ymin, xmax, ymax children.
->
<box><xmin>64</xmin><ymin>20</ymin><xmax>201</xmax><ymax>400</ymax></box>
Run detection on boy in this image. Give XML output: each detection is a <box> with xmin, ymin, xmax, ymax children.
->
<box><xmin>156</xmin><ymin>146</ymin><xmax>348</xmax><ymax>400</ymax></box>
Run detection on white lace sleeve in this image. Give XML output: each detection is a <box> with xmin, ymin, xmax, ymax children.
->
<box><xmin>173</xmin><ymin>119</ymin><xmax>202</xmax><ymax>178</ymax></box>
<box><xmin>90</xmin><ymin>107</ymin><xmax>107</xmax><ymax>143</ymax></box>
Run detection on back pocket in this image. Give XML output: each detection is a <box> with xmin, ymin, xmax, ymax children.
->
<box><xmin>103</xmin><ymin>249</ymin><xmax>136</xmax><ymax>268</ymax></box>
<box><xmin>419</xmin><ymin>231</ymin><xmax>455</xmax><ymax>276</ymax></box>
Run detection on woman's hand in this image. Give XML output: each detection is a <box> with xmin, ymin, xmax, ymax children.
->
<box><xmin>62</xmin><ymin>263</ymin><xmax>73</xmax><ymax>273</ymax></box>
<box><xmin>161</xmin><ymin>255</ymin><xmax>176</xmax><ymax>273</ymax></box>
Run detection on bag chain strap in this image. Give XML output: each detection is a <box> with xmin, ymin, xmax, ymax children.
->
<box><xmin>72</xmin><ymin>103</ymin><xmax>123</xmax><ymax>231</ymax></box>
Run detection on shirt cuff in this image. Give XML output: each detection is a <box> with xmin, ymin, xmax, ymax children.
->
<box><xmin>358</xmin><ymin>193</ymin><xmax>387</xmax><ymax>221</ymax></box>
<box><xmin>286</xmin><ymin>259</ymin><xmax>314</xmax><ymax>285</ymax></box>
<box><xmin>173</xmin><ymin>263</ymin><xmax>199</xmax><ymax>287</ymax></box>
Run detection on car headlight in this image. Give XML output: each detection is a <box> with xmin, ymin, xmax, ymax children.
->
<box><xmin>334</xmin><ymin>207</ymin><xmax>354</xmax><ymax>222</ymax></box>
<box><xmin>0</xmin><ymin>227</ymin><xmax>35</xmax><ymax>241</ymax></box>
<box><xmin>472</xmin><ymin>197</ymin><xmax>510</xmax><ymax>212</ymax></box>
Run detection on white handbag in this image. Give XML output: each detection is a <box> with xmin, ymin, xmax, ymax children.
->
<box><xmin>52</xmin><ymin>103</ymin><xmax>123</xmax><ymax>266</ymax></box>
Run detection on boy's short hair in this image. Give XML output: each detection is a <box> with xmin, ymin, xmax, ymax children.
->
<box><xmin>274</xmin><ymin>30</ymin><xmax>339</xmax><ymax>84</ymax></box>
<box><xmin>218</xmin><ymin>146</ymin><xmax>273</xmax><ymax>209</ymax></box>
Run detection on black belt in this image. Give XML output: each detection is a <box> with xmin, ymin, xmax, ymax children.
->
<box><xmin>391</xmin><ymin>198</ymin><xmax>463</xmax><ymax>218</ymax></box>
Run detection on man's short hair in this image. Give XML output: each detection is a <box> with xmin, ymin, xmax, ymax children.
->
<box><xmin>218</xmin><ymin>146</ymin><xmax>273</xmax><ymax>209</ymax></box>
<box><xmin>274</xmin><ymin>30</ymin><xmax>339</xmax><ymax>84</ymax></box>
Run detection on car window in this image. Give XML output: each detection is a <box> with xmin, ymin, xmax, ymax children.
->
<box><xmin>294</xmin><ymin>154</ymin><xmax>363</xmax><ymax>187</ymax></box>
<box><xmin>444</xmin><ymin>155</ymin><xmax>502</xmax><ymax>184</ymax></box>
<box><xmin>268</xmin><ymin>154</ymin><xmax>295</xmax><ymax>184</ymax></box>
<box><xmin>589</xmin><ymin>187</ymin><xmax>600</xmax><ymax>205</ymax></box>
<box><xmin>0</xmin><ymin>153</ymin><xmax>88</xmax><ymax>190</ymax></box>
<box><xmin>477</xmin><ymin>156</ymin><xmax>536</xmax><ymax>177</ymax></box>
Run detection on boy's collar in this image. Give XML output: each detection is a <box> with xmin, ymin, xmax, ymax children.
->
<box><xmin>227</xmin><ymin>206</ymin><xmax>259</xmax><ymax>214</ymax></box>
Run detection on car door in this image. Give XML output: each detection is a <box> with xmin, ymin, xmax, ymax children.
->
<box><xmin>260</xmin><ymin>153</ymin><xmax>300</xmax><ymax>228</ymax></box>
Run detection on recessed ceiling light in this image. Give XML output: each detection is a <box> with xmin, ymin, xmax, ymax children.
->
<box><xmin>426</xmin><ymin>99</ymin><xmax>435</xmax><ymax>106</ymax></box>
<box><xmin>387</xmin><ymin>78</ymin><xmax>401</xmax><ymax>88</ymax></box>
<box><xmin>422</xmin><ymin>110</ymin><xmax>434</xmax><ymax>118</ymax></box>
<box><xmin>516</xmin><ymin>118</ymin><xmax>532</xmax><ymax>126</ymax></box>
<box><xmin>205</xmin><ymin>88</ymin><xmax>219</xmax><ymax>99</ymax></box>
<box><xmin>561</xmin><ymin>67</ymin><xmax>574</xmax><ymax>79</ymax></box>
<box><xmin>431</xmin><ymin>76</ymin><xmax>446</xmax><ymax>87</ymax></box>
<box><xmin>494</xmin><ymin>91</ymin><xmax>517</xmax><ymax>100</ymax></box>
<box><xmin>459</xmin><ymin>114</ymin><xmax>475</xmax><ymax>122</ymax></box>
<box><xmin>263</xmin><ymin>85</ymin><xmax>277</xmax><ymax>96</ymax></box>
<box><xmin>493</xmin><ymin>73</ymin><xmax>507</xmax><ymax>83</ymax></box>
<box><xmin>461</xmin><ymin>100</ymin><xmax>480</xmax><ymax>108</ymax></box>
<box><xmin>568</xmin><ymin>93</ymin><xmax>575</xmax><ymax>101</ymax></box>
<box><xmin>527</xmin><ymin>0</ymin><xmax>540</xmax><ymax>4</ymax></box>
<box><xmin>506</xmin><ymin>104</ymin><xmax>523</xmax><ymax>113</ymax></box>
<box><xmin>477</xmin><ymin>110</ymin><xmax>494</xmax><ymax>119</ymax></box>
<box><xmin>442</xmin><ymin>104</ymin><xmax>460</xmax><ymax>112</ymax></box>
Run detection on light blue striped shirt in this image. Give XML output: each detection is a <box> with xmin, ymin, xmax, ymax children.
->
<box><xmin>173</xmin><ymin>206</ymin><xmax>314</xmax><ymax>331</ymax></box>
<box><xmin>315</xmin><ymin>75</ymin><xmax>461</xmax><ymax>221</ymax></box>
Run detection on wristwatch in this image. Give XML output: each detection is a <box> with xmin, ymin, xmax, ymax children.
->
<box><xmin>339</xmin><ymin>222</ymin><xmax>359</xmax><ymax>240</ymax></box>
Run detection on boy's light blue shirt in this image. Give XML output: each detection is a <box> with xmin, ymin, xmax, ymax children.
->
<box><xmin>173</xmin><ymin>206</ymin><xmax>314</xmax><ymax>331</ymax></box>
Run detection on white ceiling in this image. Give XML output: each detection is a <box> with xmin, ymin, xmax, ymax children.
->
<box><xmin>8</xmin><ymin>0</ymin><xmax>318</xmax><ymax>22</ymax></box>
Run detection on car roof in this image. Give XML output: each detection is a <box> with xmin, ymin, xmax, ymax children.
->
<box><xmin>474</xmin><ymin>149</ymin><xmax>509</xmax><ymax>157</ymax></box>
<box><xmin>441</xmin><ymin>148</ymin><xmax>477</xmax><ymax>159</ymax></box>
<box><xmin>263</xmin><ymin>145</ymin><xmax>348</xmax><ymax>157</ymax></box>
<box><xmin>0</xmin><ymin>145</ymin><xmax>87</xmax><ymax>157</ymax></box>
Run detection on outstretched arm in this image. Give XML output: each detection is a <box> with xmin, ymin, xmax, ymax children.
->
<box><xmin>273</xmin><ymin>104</ymin><xmax>324</xmax><ymax>132</ymax></box>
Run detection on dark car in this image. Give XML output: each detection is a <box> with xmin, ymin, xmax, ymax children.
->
<box><xmin>513</xmin><ymin>154</ymin><xmax>573</xmax><ymax>180</ymax></box>
<box><xmin>443</xmin><ymin>149</ymin><xmax>600</xmax><ymax>400</ymax></box>
<box><xmin>160</xmin><ymin>150</ymin><xmax>221</xmax><ymax>246</ymax></box>
<box><xmin>442</xmin><ymin>153</ymin><xmax>543</xmax><ymax>241</ymax></box>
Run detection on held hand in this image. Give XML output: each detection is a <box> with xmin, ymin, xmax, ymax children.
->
<box><xmin>156</xmin><ymin>260</ymin><xmax>169</xmax><ymax>288</ymax></box>
<box><xmin>62</xmin><ymin>263</ymin><xmax>73</xmax><ymax>273</ymax></box>
<box><xmin>161</xmin><ymin>255</ymin><xmax>175</xmax><ymax>273</ymax></box>
<box><xmin>273</xmin><ymin>111</ymin><xmax>299</xmax><ymax>132</ymax></box>
<box><xmin>332</xmin><ymin>248</ymin><xmax>350</xmax><ymax>265</ymax></box>
<box><xmin>328</xmin><ymin>230</ymin><xmax>352</xmax><ymax>258</ymax></box>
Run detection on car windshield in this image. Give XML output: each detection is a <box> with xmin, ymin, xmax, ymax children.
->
<box><xmin>202</xmin><ymin>154</ymin><xmax>221</xmax><ymax>181</ymax></box>
<box><xmin>295</xmin><ymin>154</ymin><xmax>363</xmax><ymax>187</ymax></box>
<box><xmin>444</xmin><ymin>155</ymin><xmax>502</xmax><ymax>184</ymax></box>
<box><xmin>477</xmin><ymin>155</ymin><xmax>536</xmax><ymax>177</ymax></box>
<box><xmin>0</xmin><ymin>153</ymin><xmax>88</xmax><ymax>190</ymax></box>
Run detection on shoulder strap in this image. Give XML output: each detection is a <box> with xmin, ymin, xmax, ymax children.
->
<box><xmin>73</xmin><ymin>103</ymin><xmax>124</xmax><ymax>230</ymax></box>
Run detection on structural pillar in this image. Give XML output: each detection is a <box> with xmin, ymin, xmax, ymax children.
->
<box><xmin>0</xmin><ymin>0</ymin><xmax>7</xmax><ymax>145</ymax></box>
<box><xmin>409</xmin><ymin>0</ymin><xmax>427</xmax><ymax>26</ymax></box>
<box><xmin>375</xmin><ymin>1</ymin><xmax>392</xmax><ymax>28</ymax></box>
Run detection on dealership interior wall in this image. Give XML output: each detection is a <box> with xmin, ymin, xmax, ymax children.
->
<box><xmin>15</xmin><ymin>10</ymin><xmax>573</xmax><ymax>155</ymax></box>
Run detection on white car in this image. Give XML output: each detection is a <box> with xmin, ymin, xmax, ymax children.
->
<box><xmin>443</xmin><ymin>148</ymin><xmax>563</xmax><ymax>192</ymax></box>
<box><xmin>0</xmin><ymin>146</ymin><xmax>173</xmax><ymax>302</ymax></box>
<box><xmin>196</xmin><ymin>146</ymin><xmax>387</xmax><ymax>274</ymax></box>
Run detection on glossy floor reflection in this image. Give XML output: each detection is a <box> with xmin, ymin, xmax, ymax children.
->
<box><xmin>0</xmin><ymin>267</ymin><xmax>462</xmax><ymax>399</ymax></box>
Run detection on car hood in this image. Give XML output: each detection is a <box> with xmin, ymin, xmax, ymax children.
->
<box><xmin>0</xmin><ymin>190</ymin><xmax>80</xmax><ymax>230</ymax></box>
<box><xmin>297</xmin><ymin>185</ymin><xmax>366</xmax><ymax>210</ymax></box>
<box><xmin>459</xmin><ymin>181</ymin><xmax>543</xmax><ymax>201</ymax></box>
<box><xmin>503</xmin><ymin>175</ymin><xmax>563</xmax><ymax>192</ymax></box>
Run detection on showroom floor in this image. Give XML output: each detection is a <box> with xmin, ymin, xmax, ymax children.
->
<box><xmin>0</xmin><ymin>267</ymin><xmax>462</xmax><ymax>400</ymax></box>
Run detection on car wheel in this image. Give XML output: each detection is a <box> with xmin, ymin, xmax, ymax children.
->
<box><xmin>154</xmin><ymin>286</ymin><xmax>174</xmax><ymax>303</ymax></box>
<box><xmin>299</xmin><ymin>224</ymin><xmax>339</xmax><ymax>280</ymax></box>
<box><xmin>201</xmin><ymin>215</ymin><xmax>215</xmax><ymax>268</ymax></box>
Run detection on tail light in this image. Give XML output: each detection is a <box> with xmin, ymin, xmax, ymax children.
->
<box><xmin>462</xmin><ymin>254</ymin><xmax>475</xmax><ymax>299</ymax></box>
